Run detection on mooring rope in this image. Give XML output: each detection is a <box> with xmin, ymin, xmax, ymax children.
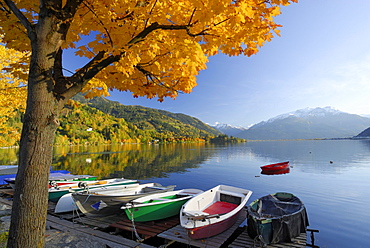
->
<box><xmin>126</xmin><ymin>203</ymin><xmax>144</xmax><ymax>243</ymax></box>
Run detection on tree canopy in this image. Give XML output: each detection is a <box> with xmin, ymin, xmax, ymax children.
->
<box><xmin>0</xmin><ymin>0</ymin><xmax>298</xmax><ymax>247</ymax></box>
<box><xmin>0</xmin><ymin>38</ymin><xmax>27</xmax><ymax>146</ymax></box>
<box><xmin>1</xmin><ymin>0</ymin><xmax>297</xmax><ymax>101</ymax></box>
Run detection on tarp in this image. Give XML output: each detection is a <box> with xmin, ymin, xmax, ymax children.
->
<box><xmin>247</xmin><ymin>192</ymin><xmax>309</xmax><ymax>244</ymax></box>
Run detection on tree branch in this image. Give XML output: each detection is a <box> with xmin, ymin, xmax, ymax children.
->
<box><xmin>2</xmin><ymin>0</ymin><xmax>35</xmax><ymax>39</ymax></box>
<box><xmin>135</xmin><ymin>64</ymin><xmax>178</xmax><ymax>92</ymax></box>
<box><xmin>59</xmin><ymin>18</ymin><xmax>213</xmax><ymax>102</ymax></box>
<box><xmin>63</xmin><ymin>0</ymin><xmax>84</xmax><ymax>20</ymax></box>
<box><xmin>54</xmin><ymin>49</ymin><xmax>63</xmax><ymax>77</ymax></box>
<box><xmin>82</xmin><ymin>1</ymin><xmax>113</xmax><ymax>47</ymax></box>
<box><xmin>59</xmin><ymin>51</ymin><xmax>121</xmax><ymax>102</ymax></box>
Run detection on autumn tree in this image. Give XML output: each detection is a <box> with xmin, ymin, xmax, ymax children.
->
<box><xmin>0</xmin><ymin>0</ymin><xmax>297</xmax><ymax>247</ymax></box>
<box><xmin>0</xmin><ymin>38</ymin><xmax>28</xmax><ymax>146</ymax></box>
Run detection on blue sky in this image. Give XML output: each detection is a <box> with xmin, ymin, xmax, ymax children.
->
<box><xmin>67</xmin><ymin>0</ymin><xmax>370</xmax><ymax>127</ymax></box>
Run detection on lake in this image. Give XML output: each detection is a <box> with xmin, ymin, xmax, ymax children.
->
<box><xmin>1</xmin><ymin>139</ymin><xmax>370</xmax><ymax>247</ymax></box>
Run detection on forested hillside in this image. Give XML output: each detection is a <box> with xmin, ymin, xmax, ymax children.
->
<box><xmin>2</xmin><ymin>96</ymin><xmax>244</xmax><ymax>147</ymax></box>
<box><xmin>72</xmin><ymin>95</ymin><xmax>220</xmax><ymax>136</ymax></box>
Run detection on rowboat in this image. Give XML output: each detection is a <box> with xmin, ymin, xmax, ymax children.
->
<box><xmin>121</xmin><ymin>188</ymin><xmax>203</xmax><ymax>222</ymax></box>
<box><xmin>0</xmin><ymin>165</ymin><xmax>18</xmax><ymax>175</ymax></box>
<box><xmin>0</xmin><ymin>168</ymin><xmax>70</xmax><ymax>185</ymax></box>
<box><xmin>246</xmin><ymin>192</ymin><xmax>309</xmax><ymax>245</ymax></box>
<box><xmin>5</xmin><ymin>172</ymin><xmax>97</xmax><ymax>189</ymax></box>
<box><xmin>180</xmin><ymin>185</ymin><xmax>253</xmax><ymax>239</ymax></box>
<box><xmin>261</xmin><ymin>167</ymin><xmax>290</xmax><ymax>175</ymax></box>
<box><xmin>49</xmin><ymin>178</ymin><xmax>138</xmax><ymax>203</ymax></box>
<box><xmin>260</xmin><ymin>161</ymin><xmax>289</xmax><ymax>172</ymax></box>
<box><xmin>72</xmin><ymin>183</ymin><xmax>176</xmax><ymax>216</ymax></box>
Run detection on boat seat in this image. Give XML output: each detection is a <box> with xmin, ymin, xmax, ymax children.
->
<box><xmin>218</xmin><ymin>190</ymin><xmax>244</xmax><ymax>198</ymax></box>
<box><xmin>183</xmin><ymin>210</ymin><xmax>209</xmax><ymax>217</ymax></box>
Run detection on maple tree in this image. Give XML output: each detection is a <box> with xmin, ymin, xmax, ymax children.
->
<box><xmin>0</xmin><ymin>39</ymin><xmax>27</xmax><ymax>146</ymax></box>
<box><xmin>0</xmin><ymin>0</ymin><xmax>297</xmax><ymax>247</ymax></box>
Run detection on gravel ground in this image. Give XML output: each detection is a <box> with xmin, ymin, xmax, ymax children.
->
<box><xmin>0</xmin><ymin>203</ymin><xmax>110</xmax><ymax>248</ymax></box>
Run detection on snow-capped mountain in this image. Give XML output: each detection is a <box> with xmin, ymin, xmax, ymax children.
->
<box><xmin>266</xmin><ymin>106</ymin><xmax>341</xmax><ymax>123</ymax></box>
<box><xmin>236</xmin><ymin>107</ymin><xmax>370</xmax><ymax>140</ymax></box>
<box><xmin>210</xmin><ymin>122</ymin><xmax>248</xmax><ymax>136</ymax></box>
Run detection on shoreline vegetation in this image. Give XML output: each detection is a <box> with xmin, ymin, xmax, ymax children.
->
<box><xmin>1</xmin><ymin>97</ymin><xmax>246</xmax><ymax>147</ymax></box>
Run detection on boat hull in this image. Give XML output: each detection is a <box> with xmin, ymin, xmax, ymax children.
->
<box><xmin>247</xmin><ymin>192</ymin><xmax>309</xmax><ymax>244</ymax></box>
<box><xmin>5</xmin><ymin>171</ymin><xmax>96</xmax><ymax>189</ymax></box>
<box><xmin>54</xmin><ymin>193</ymin><xmax>78</xmax><ymax>213</ymax></box>
<box><xmin>261</xmin><ymin>168</ymin><xmax>290</xmax><ymax>175</ymax></box>
<box><xmin>186</xmin><ymin>207</ymin><xmax>243</xmax><ymax>239</ymax></box>
<box><xmin>0</xmin><ymin>165</ymin><xmax>18</xmax><ymax>175</ymax></box>
<box><xmin>49</xmin><ymin>178</ymin><xmax>138</xmax><ymax>202</ymax></box>
<box><xmin>122</xmin><ymin>189</ymin><xmax>202</xmax><ymax>222</ymax></box>
<box><xmin>260</xmin><ymin>161</ymin><xmax>289</xmax><ymax>172</ymax></box>
<box><xmin>180</xmin><ymin>185</ymin><xmax>252</xmax><ymax>239</ymax></box>
<box><xmin>73</xmin><ymin>183</ymin><xmax>176</xmax><ymax>216</ymax></box>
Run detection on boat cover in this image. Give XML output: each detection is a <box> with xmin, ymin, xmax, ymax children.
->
<box><xmin>247</xmin><ymin>192</ymin><xmax>309</xmax><ymax>244</ymax></box>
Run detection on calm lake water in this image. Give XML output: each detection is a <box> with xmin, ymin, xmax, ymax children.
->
<box><xmin>1</xmin><ymin>139</ymin><xmax>370</xmax><ymax>247</ymax></box>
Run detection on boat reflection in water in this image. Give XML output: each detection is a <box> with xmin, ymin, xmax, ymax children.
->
<box><xmin>261</xmin><ymin>168</ymin><xmax>290</xmax><ymax>175</ymax></box>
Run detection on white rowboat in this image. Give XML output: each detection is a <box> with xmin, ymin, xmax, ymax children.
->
<box><xmin>180</xmin><ymin>185</ymin><xmax>252</xmax><ymax>239</ymax></box>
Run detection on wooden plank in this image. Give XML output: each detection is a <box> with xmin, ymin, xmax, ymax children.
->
<box><xmin>63</xmin><ymin>213</ymin><xmax>127</xmax><ymax>229</ymax></box>
<box><xmin>0</xmin><ymin>197</ymin><xmax>12</xmax><ymax>206</ymax></box>
<box><xmin>0</xmin><ymin>188</ymin><xmax>14</xmax><ymax>196</ymax></box>
<box><xmin>158</xmin><ymin>225</ymin><xmax>223</xmax><ymax>248</ymax></box>
<box><xmin>229</xmin><ymin>227</ymin><xmax>307</xmax><ymax>248</ymax></box>
<box><xmin>110</xmin><ymin>215</ymin><xmax>179</xmax><ymax>240</ymax></box>
<box><xmin>47</xmin><ymin>215</ymin><xmax>155</xmax><ymax>248</ymax></box>
<box><xmin>158</xmin><ymin>210</ymin><xmax>246</xmax><ymax>248</ymax></box>
<box><xmin>110</xmin><ymin>223</ymin><xmax>157</xmax><ymax>239</ymax></box>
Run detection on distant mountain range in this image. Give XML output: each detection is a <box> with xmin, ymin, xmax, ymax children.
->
<box><xmin>213</xmin><ymin>107</ymin><xmax>370</xmax><ymax>140</ymax></box>
<box><xmin>209</xmin><ymin>123</ymin><xmax>248</xmax><ymax>137</ymax></box>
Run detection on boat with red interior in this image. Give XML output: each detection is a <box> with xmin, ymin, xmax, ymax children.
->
<box><xmin>180</xmin><ymin>185</ymin><xmax>252</xmax><ymax>239</ymax></box>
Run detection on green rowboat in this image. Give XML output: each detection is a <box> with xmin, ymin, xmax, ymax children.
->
<box><xmin>121</xmin><ymin>188</ymin><xmax>203</xmax><ymax>222</ymax></box>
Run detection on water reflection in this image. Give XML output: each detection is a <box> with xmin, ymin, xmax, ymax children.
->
<box><xmin>245</xmin><ymin>139</ymin><xmax>370</xmax><ymax>173</ymax></box>
<box><xmin>51</xmin><ymin>143</ymin><xmax>218</xmax><ymax>179</ymax></box>
<box><xmin>0</xmin><ymin>148</ymin><xmax>18</xmax><ymax>165</ymax></box>
<box><xmin>2</xmin><ymin>139</ymin><xmax>370</xmax><ymax>178</ymax></box>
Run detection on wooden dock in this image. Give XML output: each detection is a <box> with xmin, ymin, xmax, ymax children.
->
<box><xmin>229</xmin><ymin>229</ymin><xmax>307</xmax><ymax>248</ymax></box>
<box><xmin>47</xmin><ymin>214</ymin><xmax>155</xmax><ymax>248</ymax></box>
<box><xmin>158</xmin><ymin>210</ymin><xmax>247</xmax><ymax>248</ymax></box>
<box><xmin>1</xmin><ymin>188</ymin><xmax>314</xmax><ymax>248</ymax></box>
<box><xmin>110</xmin><ymin>215</ymin><xmax>180</xmax><ymax>240</ymax></box>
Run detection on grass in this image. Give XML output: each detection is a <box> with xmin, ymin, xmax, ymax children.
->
<box><xmin>0</xmin><ymin>232</ymin><xmax>8</xmax><ymax>248</ymax></box>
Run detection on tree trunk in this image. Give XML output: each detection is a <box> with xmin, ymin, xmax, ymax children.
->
<box><xmin>7</xmin><ymin>29</ymin><xmax>62</xmax><ymax>248</ymax></box>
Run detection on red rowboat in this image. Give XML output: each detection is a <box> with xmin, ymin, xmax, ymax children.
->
<box><xmin>261</xmin><ymin>167</ymin><xmax>290</xmax><ymax>175</ymax></box>
<box><xmin>180</xmin><ymin>185</ymin><xmax>253</xmax><ymax>239</ymax></box>
<box><xmin>260</xmin><ymin>161</ymin><xmax>289</xmax><ymax>172</ymax></box>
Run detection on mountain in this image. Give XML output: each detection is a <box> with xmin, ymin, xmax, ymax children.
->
<box><xmin>210</xmin><ymin>122</ymin><xmax>248</xmax><ymax>136</ymax></box>
<box><xmin>73</xmin><ymin>95</ymin><xmax>221</xmax><ymax>137</ymax></box>
<box><xmin>236</xmin><ymin>107</ymin><xmax>370</xmax><ymax>140</ymax></box>
<box><xmin>3</xmin><ymin>96</ymin><xmax>230</xmax><ymax>147</ymax></box>
<box><xmin>354</xmin><ymin>127</ymin><xmax>370</xmax><ymax>138</ymax></box>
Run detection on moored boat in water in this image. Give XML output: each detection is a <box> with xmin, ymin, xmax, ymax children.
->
<box><xmin>246</xmin><ymin>192</ymin><xmax>309</xmax><ymax>245</ymax></box>
<box><xmin>49</xmin><ymin>178</ymin><xmax>138</xmax><ymax>203</ymax></box>
<box><xmin>260</xmin><ymin>161</ymin><xmax>289</xmax><ymax>172</ymax></box>
<box><xmin>261</xmin><ymin>167</ymin><xmax>290</xmax><ymax>175</ymax></box>
<box><xmin>3</xmin><ymin>170</ymin><xmax>74</xmax><ymax>188</ymax></box>
<box><xmin>180</xmin><ymin>185</ymin><xmax>252</xmax><ymax>239</ymax></box>
<box><xmin>121</xmin><ymin>188</ymin><xmax>203</xmax><ymax>222</ymax></box>
<box><xmin>0</xmin><ymin>165</ymin><xmax>18</xmax><ymax>175</ymax></box>
<box><xmin>72</xmin><ymin>183</ymin><xmax>176</xmax><ymax>216</ymax></box>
